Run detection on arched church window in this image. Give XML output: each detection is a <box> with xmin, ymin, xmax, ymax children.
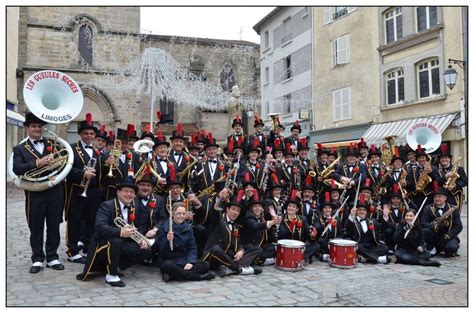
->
<box><xmin>79</xmin><ymin>25</ymin><xmax>93</xmax><ymax>67</ymax></box>
<box><xmin>220</xmin><ymin>60</ymin><xmax>236</xmax><ymax>92</ymax></box>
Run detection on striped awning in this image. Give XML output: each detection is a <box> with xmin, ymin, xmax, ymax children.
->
<box><xmin>362</xmin><ymin>113</ymin><xmax>458</xmax><ymax>147</ymax></box>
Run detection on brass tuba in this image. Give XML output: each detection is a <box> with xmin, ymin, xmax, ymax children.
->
<box><xmin>8</xmin><ymin>70</ymin><xmax>83</xmax><ymax>191</ymax></box>
<box><xmin>381</xmin><ymin>135</ymin><xmax>397</xmax><ymax>166</ymax></box>
<box><xmin>268</xmin><ymin>113</ymin><xmax>280</xmax><ymax>131</ymax></box>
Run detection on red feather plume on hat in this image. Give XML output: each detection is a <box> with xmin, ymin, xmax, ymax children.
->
<box><xmin>146</xmin><ymin>124</ymin><xmax>151</xmax><ymax>133</ymax></box>
<box><xmin>272</xmin><ymin>173</ymin><xmax>279</xmax><ymax>184</ymax></box>
<box><xmin>325</xmin><ymin>192</ymin><xmax>330</xmax><ymax>203</ymax></box>
<box><xmin>331</xmin><ymin>146</ymin><xmax>335</xmax><ymax>154</ymax></box>
<box><xmin>285</xmin><ymin>143</ymin><xmax>291</xmax><ymax>153</ymax></box>
<box><xmin>331</xmin><ymin>179</ymin><xmax>336</xmax><ymax>189</ymax></box>
<box><xmin>371</xmin><ymin>144</ymin><xmax>376</xmax><ymax>154</ymax></box>
<box><xmin>156</xmin><ymin>111</ymin><xmax>162</xmax><ymax>121</ymax></box>
<box><xmin>360</xmin><ymin>137</ymin><xmax>365</xmax><ymax>145</ymax></box>
<box><xmin>305</xmin><ymin>175</ymin><xmax>312</xmax><ymax>186</ymax></box>
<box><xmin>196</xmin><ymin>130</ymin><xmax>202</xmax><ymax>141</ymax></box>
<box><xmin>237</xmin><ymin>189</ymin><xmax>244</xmax><ymax>202</ymax></box>
<box><xmin>177</xmin><ymin>123</ymin><xmax>183</xmax><ymax>136</ymax></box>
<box><xmin>253</xmin><ymin>189</ymin><xmax>259</xmax><ymax>201</ymax></box>
<box><xmin>228</xmin><ymin>138</ymin><xmax>235</xmax><ymax>153</ymax></box>
<box><xmin>252</xmin><ymin>137</ymin><xmax>259</xmax><ymax>149</ymax></box>
<box><xmin>86</xmin><ymin>113</ymin><xmax>92</xmax><ymax>126</ymax></box>
<box><xmin>360</xmin><ymin>193</ymin><xmax>365</xmax><ymax>205</ymax></box>
<box><xmin>417</xmin><ymin>144</ymin><xmax>422</xmax><ymax>154</ymax></box>
<box><xmin>393</xmin><ymin>183</ymin><xmax>399</xmax><ymax>193</ymax></box>
<box><xmin>235</xmin><ymin>114</ymin><xmax>241</xmax><ymax>122</ymax></box>
<box><xmin>291</xmin><ymin>190</ymin><xmax>297</xmax><ymax>201</ymax></box>
<box><xmin>244</xmin><ymin>172</ymin><xmax>250</xmax><ymax>183</ymax></box>
<box><xmin>433</xmin><ymin>180</ymin><xmax>439</xmax><ymax>192</ymax></box>
<box><xmin>274</xmin><ymin>138</ymin><xmax>280</xmax><ymax>148</ymax></box>
<box><xmin>145</xmin><ymin>164</ymin><xmax>150</xmax><ymax>176</ymax></box>
<box><xmin>208</xmin><ymin>132</ymin><xmax>213</xmax><ymax>143</ymax></box>
<box><xmin>157</xmin><ymin>131</ymin><xmax>163</xmax><ymax>142</ymax></box>
<box><xmin>100</xmin><ymin>124</ymin><xmax>106</xmax><ymax>134</ymax></box>
<box><xmin>299</xmin><ymin>137</ymin><xmax>307</xmax><ymax>147</ymax></box>
<box><xmin>108</xmin><ymin>130</ymin><xmax>114</xmax><ymax>141</ymax></box>
<box><xmin>441</xmin><ymin>143</ymin><xmax>447</xmax><ymax>154</ymax></box>
<box><xmin>365</xmin><ymin>178</ymin><xmax>371</xmax><ymax>188</ymax></box>
<box><xmin>317</xmin><ymin>143</ymin><xmax>324</xmax><ymax>151</ymax></box>
<box><xmin>295</xmin><ymin>120</ymin><xmax>299</xmax><ymax>127</ymax></box>
<box><xmin>190</xmin><ymin>132</ymin><xmax>195</xmax><ymax>145</ymax></box>
<box><xmin>169</xmin><ymin>164</ymin><xmax>176</xmax><ymax>181</ymax></box>
<box><xmin>202</xmin><ymin>129</ymin><xmax>207</xmax><ymax>138</ymax></box>
<box><xmin>394</xmin><ymin>146</ymin><xmax>399</xmax><ymax>157</ymax></box>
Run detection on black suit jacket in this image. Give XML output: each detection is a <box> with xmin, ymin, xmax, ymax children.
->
<box><xmin>93</xmin><ymin>199</ymin><xmax>137</xmax><ymax>243</ymax></box>
<box><xmin>202</xmin><ymin>210</ymin><xmax>244</xmax><ymax>259</ymax></box>
<box><xmin>421</xmin><ymin>203</ymin><xmax>463</xmax><ymax>239</ymax></box>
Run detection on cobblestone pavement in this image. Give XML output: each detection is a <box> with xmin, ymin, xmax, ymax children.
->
<box><xmin>6</xmin><ymin>196</ymin><xmax>468</xmax><ymax>307</ymax></box>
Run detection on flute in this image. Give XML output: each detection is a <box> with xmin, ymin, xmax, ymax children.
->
<box><xmin>168</xmin><ymin>192</ymin><xmax>173</xmax><ymax>251</ymax></box>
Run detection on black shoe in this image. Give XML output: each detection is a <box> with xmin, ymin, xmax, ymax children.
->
<box><xmin>67</xmin><ymin>256</ymin><xmax>87</xmax><ymax>264</ymax></box>
<box><xmin>199</xmin><ymin>272</ymin><xmax>216</xmax><ymax>280</ymax></box>
<box><xmin>29</xmin><ymin>266</ymin><xmax>43</xmax><ymax>274</ymax></box>
<box><xmin>47</xmin><ymin>263</ymin><xmax>65</xmax><ymax>271</ymax></box>
<box><xmin>106</xmin><ymin>280</ymin><xmax>126</xmax><ymax>287</ymax></box>
<box><xmin>162</xmin><ymin>273</ymin><xmax>171</xmax><ymax>282</ymax></box>
<box><xmin>217</xmin><ymin>265</ymin><xmax>227</xmax><ymax>278</ymax></box>
<box><xmin>419</xmin><ymin>259</ymin><xmax>441</xmax><ymax>267</ymax></box>
<box><xmin>386</xmin><ymin>256</ymin><xmax>392</xmax><ymax>264</ymax></box>
<box><xmin>253</xmin><ymin>268</ymin><xmax>263</xmax><ymax>275</ymax></box>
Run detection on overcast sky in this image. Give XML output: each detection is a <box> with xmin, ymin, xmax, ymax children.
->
<box><xmin>140</xmin><ymin>7</ymin><xmax>275</xmax><ymax>43</ymax></box>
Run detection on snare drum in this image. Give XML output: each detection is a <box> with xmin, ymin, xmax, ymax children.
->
<box><xmin>329</xmin><ymin>239</ymin><xmax>358</xmax><ymax>269</ymax></box>
<box><xmin>275</xmin><ymin>239</ymin><xmax>305</xmax><ymax>271</ymax></box>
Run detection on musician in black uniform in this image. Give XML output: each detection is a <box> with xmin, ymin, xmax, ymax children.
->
<box><xmin>151</xmin><ymin>132</ymin><xmax>171</xmax><ymax>197</ymax></box>
<box><xmin>277</xmin><ymin>144</ymin><xmax>299</xmax><ymax>192</ymax></box>
<box><xmin>125</xmin><ymin>124</ymin><xmax>139</xmax><ymax>152</ymax></box>
<box><xmin>202</xmin><ymin>196</ymin><xmax>262</xmax><ymax>277</ymax></box>
<box><xmin>297</xmin><ymin>136</ymin><xmax>312</xmax><ymax>177</ymax></box>
<box><xmin>366</xmin><ymin>144</ymin><xmax>387</xmax><ymax>204</ymax></box>
<box><xmin>140</xmin><ymin>124</ymin><xmax>155</xmax><ymax>142</ymax></box>
<box><xmin>65</xmin><ymin>113</ymin><xmax>104</xmax><ymax>263</ymax></box>
<box><xmin>158</xmin><ymin>202</ymin><xmax>215</xmax><ymax>282</ymax></box>
<box><xmin>394</xmin><ymin>209</ymin><xmax>441</xmax><ymax>267</ymax></box>
<box><xmin>314</xmin><ymin>192</ymin><xmax>342</xmax><ymax>262</ymax></box>
<box><xmin>241</xmin><ymin>194</ymin><xmax>279</xmax><ymax>267</ymax></box>
<box><xmin>12</xmin><ymin>113</ymin><xmax>66</xmax><ymax>273</ymax></box>
<box><xmin>239</xmin><ymin>141</ymin><xmax>265</xmax><ymax>193</ymax></box>
<box><xmin>247</xmin><ymin>115</ymin><xmax>268</xmax><ymax>152</ymax></box>
<box><xmin>76</xmin><ymin>180</ymin><xmax>154</xmax><ymax>287</ymax></box>
<box><xmin>421</xmin><ymin>183</ymin><xmax>463</xmax><ymax>257</ymax></box>
<box><xmin>357</xmin><ymin>138</ymin><xmax>369</xmax><ymax>164</ymax></box>
<box><xmin>169</xmin><ymin>123</ymin><xmax>189</xmax><ymax>174</ymax></box>
<box><xmin>285</xmin><ymin>120</ymin><xmax>302</xmax><ymax>150</ymax></box>
<box><xmin>436</xmin><ymin>143</ymin><xmax>467</xmax><ymax>208</ymax></box>
<box><xmin>406</xmin><ymin>145</ymin><xmax>440</xmax><ymax>208</ymax></box>
<box><xmin>94</xmin><ymin>125</ymin><xmax>108</xmax><ymax>153</ymax></box>
<box><xmin>264</xmin><ymin>173</ymin><xmax>285</xmax><ymax>217</ymax></box>
<box><xmin>227</xmin><ymin>114</ymin><xmax>248</xmax><ymax>149</ymax></box>
<box><xmin>385</xmin><ymin>147</ymin><xmax>408</xmax><ymax>195</ymax></box>
<box><xmin>278</xmin><ymin>192</ymin><xmax>319</xmax><ymax>263</ymax></box>
<box><xmin>332</xmin><ymin>143</ymin><xmax>367</xmax><ymax>204</ymax></box>
<box><xmin>345</xmin><ymin>194</ymin><xmax>391</xmax><ymax>264</ymax></box>
<box><xmin>300</xmin><ymin>176</ymin><xmax>318</xmax><ymax>224</ymax></box>
<box><xmin>404</xmin><ymin>144</ymin><xmax>418</xmax><ymax>171</ymax></box>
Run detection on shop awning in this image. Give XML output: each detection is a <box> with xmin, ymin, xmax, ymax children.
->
<box><xmin>362</xmin><ymin>113</ymin><xmax>458</xmax><ymax>147</ymax></box>
<box><xmin>7</xmin><ymin>109</ymin><xmax>25</xmax><ymax>127</ymax></box>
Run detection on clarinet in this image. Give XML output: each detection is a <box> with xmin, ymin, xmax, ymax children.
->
<box><xmin>274</xmin><ymin>199</ymin><xmax>283</xmax><ymax>242</ymax></box>
<box><xmin>294</xmin><ymin>161</ymin><xmax>301</xmax><ymax>190</ymax></box>
<box><xmin>260</xmin><ymin>160</ymin><xmax>271</xmax><ymax>193</ymax></box>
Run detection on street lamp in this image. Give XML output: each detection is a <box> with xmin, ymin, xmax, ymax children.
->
<box><xmin>443</xmin><ymin>59</ymin><xmax>466</xmax><ymax>90</ymax></box>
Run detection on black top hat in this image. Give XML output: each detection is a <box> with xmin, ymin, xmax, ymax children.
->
<box><xmin>302</xmin><ymin>175</ymin><xmax>316</xmax><ymax>191</ymax></box>
<box><xmin>318</xmin><ymin>192</ymin><xmax>336</xmax><ymax>211</ymax></box>
<box><xmin>107</xmin><ymin>131</ymin><xmax>115</xmax><ymax>145</ymax></box>
<box><xmin>346</xmin><ymin>143</ymin><xmax>359</xmax><ymax>157</ymax></box>
<box><xmin>283</xmin><ymin>142</ymin><xmax>295</xmax><ymax>157</ymax></box>
<box><xmin>253</xmin><ymin>115</ymin><xmax>265</xmax><ymax>128</ymax></box>
<box><xmin>360</xmin><ymin>178</ymin><xmax>374</xmax><ymax>192</ymax></box>
<box><xmin>327</xmin><ymin>146</ymin><xmax>338</xmax><ymax>158</ymax></box>
<box><xmin>166</xmin><ymin>164</ymin><xmax>182</xmax><ymax>187</ymax></box>
<box><xmin>432</xmin><ymin>181</ymin><xmax>448</xmax><ymax>197</ymax></box>
<box><xmin>388</xmin><ymin>184</ymin><xmax>403</xmax><ymax>199</ymax></box>
<box><xmin>328</xmin><ymin>178</ymin><xmax>343</xmax><ymax>193</ymax></box>
<box><xmin>290</xmin><ymin>120</ymin><xmax>302</xmax><ymax>133</ymax></box>
<box><xmin>246</xmin><ymin>137</ymin><xmax>261</xmax><ymax>154</ymax></box>
<box><xmin>358</xmin><ymin>138</ymin><xmax>369</xmax><ymax>150</ymax></box>
<box><xmin>415</xmin><ymin>144</ymin><xmax>428</xmax><ymax>159</ymax></box>
<box><xmin>405</xmin><ymin>144</ymin><xmax>415</xmax><ymax>155</ymax></box>
<box><xmin>272</xmin><ymin>137</ymin><xmax>285</xmax><ymax>152</ymax></box>
<box><xmin>317</xmin><ymin>143</ymin><xmax>328</xmax><ymax>156</ymax></box>
<box><xmin>204</xmin><ymin>133</ymin><xmax>219</xmax><ymax>149</ymax></box>
<box><xmin>439</xmin><ymin>143</ymin><xmax>452</xmax><ymax>158</ymax></box>
<box><xmin>95</xmin><ymin>125</ymin><xmax>108</xmax><ymax>141</ymax></box>
<box><xmin>267</xmin><ymin>173</ymin><xmax>283</xmax><ymax>191</ymax></box>
<box><xmin>117</xmin><ymin>176</ymin><xmax>138</xmax><ymax>193</ymax></box>
<box><xmin>390</xmin><ymin>146</ymin><xmax>405</xmax><ymax>164</ymax></box>
<box><xmin>77</xmin><ymin>113</ymin><xmax>97</xmax><ymax>134</ymax></box>
<box><xmin>136</xmin><ymin>164</ymin><xmax>157</xmax><ymax>185</ymax></box>
<box><xmin>226</xmin><ymin>192</ymin><xmax>244</xmax><ymax>210</ymax></box>
<box><xmin>297</xmin><ymin>136</ymin><xmax>310</xmax><ymax>151</ymax></box>
<box><xmin>23</xmin><ymin>112</ymin><xmax>46</xmax><ymax>127</ymax></box>
<box><xmin>170</xmin><ymin>123</ymin><xmax>186</xmax><ymax>141</ymax></box>
<box><xmin>367</xmin><ymin>144</ymin><xmax>381</xmax><ymax>158</ymax></box>
<box><xmin>116</xmin><ymin>128</ymin><xmax>128</xmax><ymax>142</ymax></box>
<box><xmin>153</xmin><ymin>131</ymin><xmax>170</xmax><ymax>149</ymax></box>
<box><xmin>248</xmin><ymin>190</ymin><xmax>266</xmax><ymax>208</ymax></box>
<box><xmin>140</xmin><ymin>124</ymin><xmax>154</xmax><ymax>140</ymax></box>
<box><xmin>284</xmin><ymin>190</ymin><xmax>301</xmax><ymax>208</ymax></box>
<box><xmin>242</xmin><ymin>172</ymin><xmax>258</xmax><ymax>189</ymax></box>
<box><xmin>356</xmin><ymin>194</ymin><xmax>370</xmax><ymax>210</ymax></box>
<box><xmin>231</xmin><ymin>114</ymin><xmax>244</xmax><ymax>128</ymax></box>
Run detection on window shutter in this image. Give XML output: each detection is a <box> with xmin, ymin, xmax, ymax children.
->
<box><xmin>396</xmin><ymin>14</ymin><xmax>403</xmax><ymax>40</ymax></box>
<box><xmin>429</xmin><ymin>7</ymin><xmax>438</xmax><ymax>27</ymax></box>
<box><xmin>324</xmin><ymin>7</ymin><xmax>334</xmax><ymax>25</ymax></box>
<box><xmin>386</xmin><ymin>18</ymin><xmax>394</xmax><ymax>44</ymax></box>
<box><xmin>398</xmin><ymin>77</ymin><xmax>405</xmax><ymax>102</ymax></box>
<box><xmin>345</xmin><ymin>35</ymin><xmax>350</xmax><ymax>63</ymax></box>
<box><xmin>333</xmin><ymin>90</ymin><xmax>340</xmax><ymax>121</ymax></box>
<box><xmin>387</xmin><ymin>79</ymin><xmax>396</xmax><ymax>104</ymax></box>
<box><xmin>343</xmin><ymin>87</ymin><xmax>351</xmax><ymax>119</ymax></box>
<box><xmin>331</xmin><ymin>39</ymin><xmax>337</xmax><ymax>65</ymax></box>
<box><xmin>431</xmin><ymin>67</ymin><xmax>440</xmax><ymax>94</ymax></box>
<box><xmin>417</xmin><ymin>7</ymin><xmax>427</xmax><ymax>31</ymax></box>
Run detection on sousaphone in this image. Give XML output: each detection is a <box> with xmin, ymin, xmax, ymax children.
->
<box><xmin>406</xmin><ymin>121</ymin><xmax>442</xmax><ymax>153</ymax></box>
<box><xmin>8</xmin><ymin>70</ymin><xmax>83</xmax><ymax>191</ymax></box>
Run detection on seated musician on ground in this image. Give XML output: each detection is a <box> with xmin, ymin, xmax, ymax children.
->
<box><xmin>278</xmin><ymin>191</ymin><xmax>319</xmax><ymax>264</ymax></box>
<box><xmin>314</xmin><ymin>192</ymin><xmax>343</xmax><ymax>262</ymax></box>
<box><xmin>421</xmin><ymin>182</ymin><xmax>463</xmax><ymax>258</ymax></box>
<box><xmin>393</xmin><ymin>209</ymin><xmax>441</xmax><ymax>267</ymax></box>
<box><xmin>157</xmin><ymin>202</ymin><xmax>215</xmax><ymax>282</ymax></box>
<box><xmin>202</xmin><ymin>194</ymin><xmax>262</xmax><ymax>277</ymax></box>
<box><xmin>76</xmin><ymin>180</ymin><xmax>155</xmax><ymax>287</ymax></box>
<box><xmin>345</xmin><ymin>194</ymin><xmax>391</xmax><ymax>264</ymax></box>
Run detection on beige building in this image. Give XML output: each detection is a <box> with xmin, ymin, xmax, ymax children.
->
<box><xmin>13</xmin><ymin>7</ymin><xmax>259</xmax><ymax>144</ymax></box>
<box><xmin>310</xmin><ymin>6</ymin><xmax>467</xmax><ymax>170</ymax></box>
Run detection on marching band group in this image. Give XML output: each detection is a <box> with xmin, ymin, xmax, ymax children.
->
<box><xmin>12</xmin><ymin>110</ymin><xmax>467</xmax><ymax>288</ymax></box>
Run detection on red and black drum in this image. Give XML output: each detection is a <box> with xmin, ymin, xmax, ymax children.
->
<box><xmin>275</xmin><ymin>239</ymin><xmax>305</xmax><ymax>272</ymax></box>
<box><xmin>329</xmin><ymin>239</ymin><xmax>358</xmax><ymax>269</ymax></box>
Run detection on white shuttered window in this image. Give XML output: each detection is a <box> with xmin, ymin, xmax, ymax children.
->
<box><xmin>333</xmin><ymin>87</ymin><xmax>351</xmax><ymax>121</ymax></box>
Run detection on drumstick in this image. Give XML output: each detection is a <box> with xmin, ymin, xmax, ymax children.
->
<box><xmin>321</xmin><ymin>196</ymin><xmax>349</xmax><ymax>237</ymax></box>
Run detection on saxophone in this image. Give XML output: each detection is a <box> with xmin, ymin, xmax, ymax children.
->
<box><xmin>443</xmin><ymin>155</ymin><xmax>461</xmax><ymax>189</ymax></box>
<box><xmin>372</xmin><ymin>165</ymin><xmax>391</xmax><ymax>201</ymax></box>
<box><xmin>320</xmin><ymin>155</ymin><xmax>341</xmax><ymax>180</ymax></box>
<box><xmin>415</xmin><ymin>156</ymin><xmax>433</xmax><ymax>192</ymax></box>
<box><xmin>433</xmin><ymin>205</ymin><xmax>458</xmax><ymax>232</ymax></box>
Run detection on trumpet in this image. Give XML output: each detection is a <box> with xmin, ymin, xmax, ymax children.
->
<box><xmin>114</xmin><ymin>217</ymin><xmax>155</xmax><ymax>248</ymax></box>
<box><xmin>79</xmin><ymin>158</ymin><xmax>97</xmax><ymax>198</ymax></box>
<box><xmin>107</xmin><ymin>139</ymin><xmax>122</xmax><ymax>177</ymax></box>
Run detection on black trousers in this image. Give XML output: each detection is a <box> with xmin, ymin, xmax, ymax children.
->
<box><xmin>395</xmin><ymin>248</ymin><xmax>431</xmax><ymax>265</ymax></box>
<box><xmin>80</xmin><ymin>237</ymin><xmax>151</xmax><ymax>278</ymax></box>
<box><xmin>422</xmin><ymin>228</ymin><xmax>460</xmax><ymax>255</ymax></box>
<box><xmin>357</xmin><ymin>242</ymin><xmax>389</xmax><ymax>263</ymax></box>
<box><xmin>67</xmin><ymin>187</ymin><xmax>102</xmax><ymax>256</ymax></box>
<box><xmin>304</xmin><ymin>242</ymin><xmax>320</xmax><ymax>261</ymax></box>
<box><xmin>206</xmin><ymin>244</ymin><xmax>262</xmax><ymax>271</ymax></box>
<box><xmin>248</xmin><ymin>243</ymin><xmax>275</xmax><ymax>264</ymax></box>
<box><xmin>193</xmin><ymin>224</ymin><xmax>207</xmax><ymax>258</ymax></box>
<box><xmin>317</xmin><ymin>238</ymin><xmax>331</xmax><ymax>254</ymax></box>
<box><xmin>160</xmin><ymin>260</ymin><xmax>210</xmax><ymax>281</ymax></box>
<box><xmin>25</xmin><ymin>184</ymin><xmax>64</xmax><ymax>263</ymax></box>
<box><xmin>382</xmin><ymin>226</ymin><xmax>396</xmax><ymax>251</ymax></box>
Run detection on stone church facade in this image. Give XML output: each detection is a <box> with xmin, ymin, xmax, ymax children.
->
<box><xmin>16</xmin><ymin>7</ymin><xmax>260</xmax><ymax>143</ymax></box>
